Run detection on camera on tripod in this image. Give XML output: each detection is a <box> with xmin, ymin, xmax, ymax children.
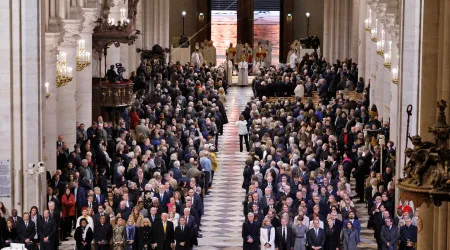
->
<box><xmin>116</xmin><ymin>63</ymin><xmax>126</xmax><ymax>81</ymax></box>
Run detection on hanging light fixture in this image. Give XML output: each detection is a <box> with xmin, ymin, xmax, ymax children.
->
<box><xmin>76</xmin><ymin>40</ymin><xmax>91</xmax><ymax>71</ymax></box>
<box><xmin>56</xmin><ymin>52</ymin><xmax>73</xmax><ymax>87</ymax></box>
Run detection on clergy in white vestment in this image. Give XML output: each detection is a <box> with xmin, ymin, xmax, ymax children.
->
<box><xmin>290</xmin><ymin>49</ymin><xmax>299</xmax><ymax>69</ymax></box>
<box><xmin>191</xmin><ymin>47</ymin><xmax>202</xmax><ymax>68</ymax></box>
<box><xmin>238</xmin><ymin>57</ymin><xmax>248</xmax><ymax>86</ymax></box>
<box><xmin>264</xmin><ymin>40</ymin><xmax>272</xmax><ymax>66</ymax></box>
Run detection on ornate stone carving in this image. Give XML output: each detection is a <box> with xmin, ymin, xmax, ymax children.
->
<box><xmin>398</xmin><ymin>101</ymin><xmax>450</xmax><ymax>207</ymax></box>
<box><xmin>81</xmin><ymin>8</ymin><xmax>99</xmax><ymax>34</ymax></box>
<box><xmin>45</xmin><ymin>32</ymin><xmax>62</xmax><ymax>64</ymax></box>
<box><xmin>61</xmin><ymin>20</ymin><xmax>82</xmax><ymax>47</ymax></box>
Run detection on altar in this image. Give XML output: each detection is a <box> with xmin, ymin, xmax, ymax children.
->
<box><xmin>170</xmin><ymin>46</ymin><xmax>191</xmax><ymax>64</ymax></box>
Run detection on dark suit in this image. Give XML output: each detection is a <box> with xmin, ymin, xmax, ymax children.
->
<box><xmin>11</xmin><ymin>216</ymin><xmax>23</xmax><ymax>229</ymax></box>
<box><xmin>38</xmin><ymin>218</ymin><xmax>56</xmax><ymax>250</ymax></box>
<box><xmin>174</xmin><ymin>225</ymin><xmax>191</xmax><ymax>250</ymax></box>
<box><xmin>153</xmin><ymin>220</ymin><xmax>175</xmax><ymax>250</ymax></box>
<box><xmin>83</xmin><ymin>200</ymin><xmax>99</xmax><ymax>214</ymax></box>
<box><xmin>94</xmin><ymin>223</ymin><xmax>112</xmax><ymax>250</ymax></box>
<box><xmin>399</xmin><ymin>225</ymin><xmax>417</xmax><ymax>250</ymax></box>
<box><xmin>242</xmin><ymin>221</ymin><xmax>260</xmax><ymax>250</ymax></box>
<box><xmin>275</xmin><ymin>226</ymin><xmax>294</xmax><ymax>250</ymax></box>
<box><xmin>380</xmin><ymin>225</ymin><xmax>398</xmax><ymax>250</ymax></box>
<box><xmin>74</xmin><ymin>226</ymin><xmax>93</xmax><ymax>250</ymax></box>
<box><xmin>157</xmin><ymin>193</ymin><xmax>170</xmax><ymax>206</ymax></box>
<box><xmin>306</xmin><ymin>227</ymin><xmax>325</xmax><ymax>249</ymax></box>
<box><xmin>17</xmin><ymin>220</ymin><xmax>36</xmax><ymax>250</ymax></box>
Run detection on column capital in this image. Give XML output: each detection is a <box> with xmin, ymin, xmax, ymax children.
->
<box><xmin>61</xmin><ymin>19</ymin><xmax>82</xmax><ymax>47</ymax></box>
<box><xmin>81</xmin><ymin>8</ymin><xmax>99</xmax><ymax>34</ymax></box>
<box><xmin>45</xmin><ymin>32</ymin><xmax>62</xmax><ymax>64</ymax></box>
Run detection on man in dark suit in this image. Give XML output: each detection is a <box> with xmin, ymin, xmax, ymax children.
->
<box><xmin>48</xmin><ymin>201</ymin><xmax>61</xmax><ymax>247</ymax></box>
<box><xmin>152</xmin><ymin>213</ymin><xmax>175</xmax><ymax>250</ymax></box>
<box><xmin>83</xmin><ymin>195</ymin><xmax>99</xmax><ymax>214</ymax></box>
<box><xmin>10</xmin><ymin>209</ymin><xmax>23</xmax><ymax>228</ymax></box>
<box><xmin>149</xmin><ymin>207</ymin><xmax>161</xmax><ymax>225</ymax></box>
<box><xmin>94</xmin><ymin>188</ymin><xmax>105</xmax><ymax>206</ymax></box>
<box><xmin>94</xmin><ymin>205</ymin><xmax>110</xmax><ymax>226</ymax></box>
<box><xmin>157</xmin><ymin>185</ymin><xmax>170</xmax><ymax>206</ymax></box>
<box><xmin>115</xmin><ymin>201</ymin><xmax>132</xmax><ymax>221</ymax></box>
<box><xmin>94</xmin><ymin>215</ymin><xmax>112</xmax><ymax>250</ymax></box>
<box><xmin>181</xmin><ymin>208</ymin><xmax>198</xmax><ymax>245</ymax></box>
<box><xmin>174</xmin><ymin>217</ymin><xmax>191</xmax><ymax>250</ymax></box>
<box><xmin>242</xmin><ymin>212</ymin><xmax>260</xmax><ymax>250</ymax></box>
<box><xmin>306</xmin><ymin>218</ymin><xmax>325</xmax><ymax>250</ymax></box>
<box><xmin>17</xmin><ymin>213</ymin><xmax>36</xmax><ymax>250</ymax></box>
<box><xmin>275</xmin><ymin>217</ymin><xmax>294</xmax><ymax>250</ymax></box>
<box><xmin>380</xmin><ymin>217</ymin><xmax>398</xmax><ymax>250</ymax></box>
<box><xmin>399</xmin><ymin>217</ymin><xmax>417</xmax><ymax>250</ymax></box>
<box><xmin>38</xmin><ymin>210</ymin><xmax>56</xmax><ymax>250</ymax></box>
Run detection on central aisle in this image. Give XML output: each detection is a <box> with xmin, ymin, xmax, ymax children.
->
<box><xmin>197</xmin><ymin>86</ymin><xmax>253</xmax><ymax>249</ymax></box>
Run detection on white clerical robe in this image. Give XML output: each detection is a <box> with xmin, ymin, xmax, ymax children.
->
<box><xmin>191</xmin><ymin>52</ymin><xmax>201</xmax><ymax>67</ymax></box>
<box><xmin>290</xmin><ymin>53</ymin><xmax>298</xmax><ymax>69</ymax></box>
<box><xmin>226</xmin><ymin>60</ymin><xmax>233</xmax><ymax>84</ymax></box>
<box><xmin>238</xmin><ymin>61</ymin><xmax>248</xmax><ymax>86</ymax></box>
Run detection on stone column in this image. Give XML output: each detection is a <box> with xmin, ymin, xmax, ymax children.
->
<box><xmin>342</xmin><ymin>0</ymin><xmax>350</xmax><ymax>59</ymax></box>
<box><xmin>57</xmin><ymin>20</ymin><xmax>81</xmax><ymax>150</ymax></box>
<box><xmin>357</xmin><ymin>0</ymin><xmax>367</xmax><ymax>79</ymax></box>
<box><xmin>323</xmin><ymin>0</ymin><xmax>330</xmax><ymax>59</ymax></box>
<box><xmin>417</xmin><ymin>203</ymin><xmax>435</xmax><ymax>249</ymax></box>
<box><xmin>76</xmin><ymin>8</ymin><xmax>97</xmax><ymax>126</ymax></box>
<box><xmin>43</xmin><ymin>33</ymin><xmax>60</xmax><ymax>174</ymax></box>
<box><xmin>350</xmin><ymin>0</ymin><xmax>360</xmax><ymax>61</ymax></box>
<box><xmin>332</xmin><ymin>0</ymin><xmax>341</xmax><ymax>62</ymax></box>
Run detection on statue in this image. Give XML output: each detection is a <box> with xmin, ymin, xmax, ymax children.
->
<box><xmin>398</xmin><ymin>100</ymin><xmax>450</xmax><ymax>206</ymax></box>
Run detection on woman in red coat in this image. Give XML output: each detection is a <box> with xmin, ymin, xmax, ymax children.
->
<box><xmin>61</xmin><ymin>187</ymin><xmax>76</xmax><ymax>240</ymax></box>
<box><xmin>129</xmin><ymin>107</ymin><xmax>140</xmax><ymax>130</ymax></box>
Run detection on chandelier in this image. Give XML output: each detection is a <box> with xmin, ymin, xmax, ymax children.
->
<box><xmin>76</xmin><ymin>40</ymin><xmax>91</xmax><ymax>71</ymax></box>
<box><xmin>56</xmin><ymin>52</ymin><xmax>73</xmax><ymax>87</ymax></box>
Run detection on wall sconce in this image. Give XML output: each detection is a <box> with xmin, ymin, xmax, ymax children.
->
<box><xmin>371</xmin><ymin>19</ymin><xmax>378</xmax><ymax>42</ymax></box>
<box><xmin>364</xmin><ymin>19</ymin><xmax>371</xmax><ymax>31</ymax></box>
<box><xmin>392</xmin><ymin>66</ymin><xmax>399</xmax><ymax>84</ymax></box>
<box><xmin>199</xmin><ymin>12</ymin><xmax>204</xmax><ymax>21</ymax></box>
<box><xmin>56</xmin><ymin>52</ymin><xmax>73</xmax><ymax>88</ymax></box>
<box><xmin>376</xmin><ymin>29</ymin><xmax>385</xmax><ymax>56</ymax></box>
<box><xmin>76</xmin><ymin>39</ymin><xmax>91</xmax><ymax>71</ymax></box>
<box><xmin>45</xmin><ymin>82</ymin><xmax>50</xmax><ymax>98</ymax></box>
<box><xmin>287</xmin><ymin>13</ymin><xmax>292</xmax><ymax>21</ymax></box>
<box><xmin>383</xmin><ymin>41</ymin><xmax>392</xmax><ymax>69</ymax></box>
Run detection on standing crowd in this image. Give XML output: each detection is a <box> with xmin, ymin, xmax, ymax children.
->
<box><xmin>240</xmin><ymin>56</ymin><xmax>418</xmax><ymax>250</ymax></box>
<box><xmin>2</xmin><ymin>59</ymin><xmax>232</xmax><ymax>250</ymax></box>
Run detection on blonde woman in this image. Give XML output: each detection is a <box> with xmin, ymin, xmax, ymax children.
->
<box><xmin>260</xmin><ymin>218</ymin><xmax>275</xmax><ymax>250</ymax></box>
<box><xmin>218</xmin><ymin>87</ymin><xmax>227</xmax><ymax>104</ymax></box>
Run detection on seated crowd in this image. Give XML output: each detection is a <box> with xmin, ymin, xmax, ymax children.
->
<box><xmin>252</xmin><ymin>54</ymin><xmax>364</xmax><ymax>99</ymax></box>
<box><xmin>2</xmin><ymin>60</ymin><xmax>231</xmax><ymax>250</ymax></box>
<box><xmin>240</xmin><ymin>91</ymin><xmax>418</xmax><ymax>249</ymax></box>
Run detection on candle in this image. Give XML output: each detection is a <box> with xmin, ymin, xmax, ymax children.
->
<box><xmin>68</xmin><ymin>67</ymin><xmax>73</xmax><ymax>77</ymax></box>
<box><xmin>45</xmin><ymin>82</ymin><xmax>49</xmax><ymax>93</ymax></box>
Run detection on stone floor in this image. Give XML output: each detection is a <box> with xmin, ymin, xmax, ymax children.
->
<box><xmin>61</xmin><ymin>86</ymin><xmax>377</xmax><ymax>250</ymax></box>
